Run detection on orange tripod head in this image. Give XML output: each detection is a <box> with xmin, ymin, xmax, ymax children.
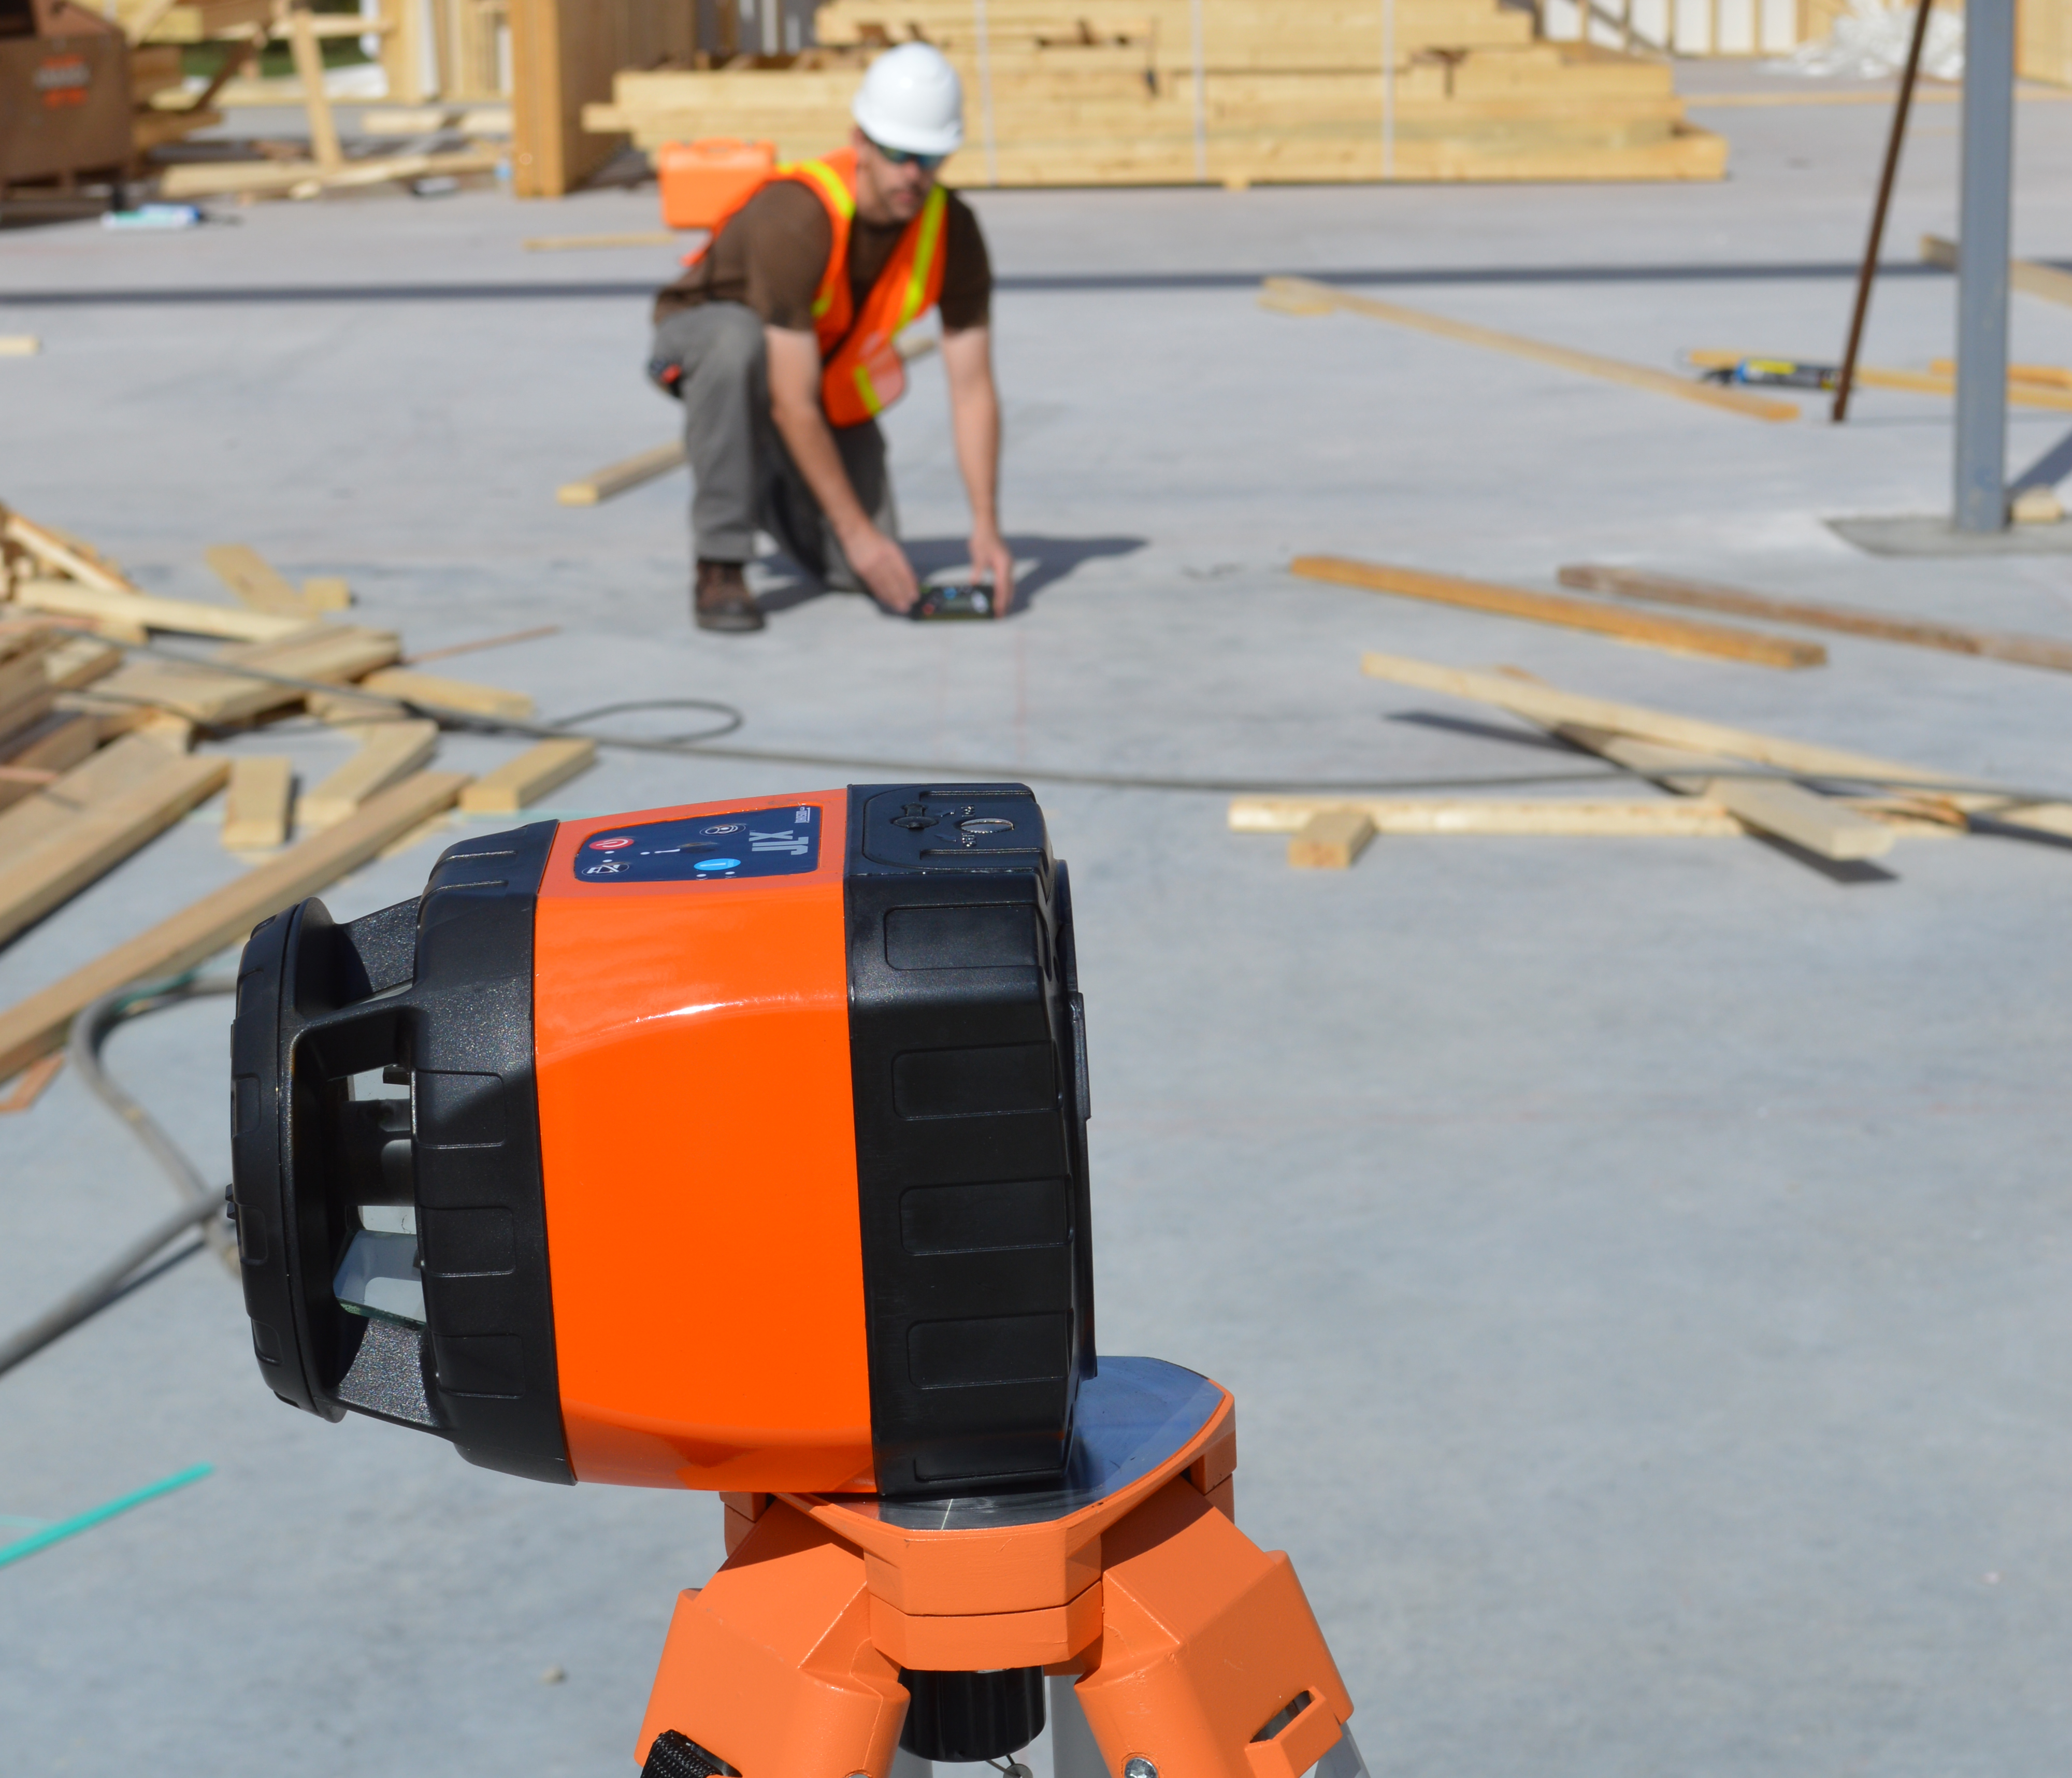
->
<box><xmin>228</xmin><ymin>783</ymin><xmax>1094</xmax><ymax>1501</ymax></box>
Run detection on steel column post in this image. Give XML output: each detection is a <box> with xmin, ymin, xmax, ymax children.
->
<box><xmin>1953</xmin><ymin>0</ymin><xmax>2016</xmax><ymax>532</ymax></box>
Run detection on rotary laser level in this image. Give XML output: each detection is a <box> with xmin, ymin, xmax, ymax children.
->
<box><xmin>229</xmin><ymin>783</ymin><xmax>1366</xmax><ymax>1778</ymax></box>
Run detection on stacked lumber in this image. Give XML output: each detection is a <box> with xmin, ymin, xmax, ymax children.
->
<box><xmin>581</xmin><ymin>0</ymin><xmax>1725</xmax><ymax>187</ymax></box>
<box><xmin>0</xmin><ymin>501</ymin><xmax>599</xmax><ymax>1099</ymax></box>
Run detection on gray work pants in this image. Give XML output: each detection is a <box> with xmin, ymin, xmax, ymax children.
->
<box><xmin>651</xmin><ymin>300</ymin><xmax>897</xmax><ymax>587</ymax></box>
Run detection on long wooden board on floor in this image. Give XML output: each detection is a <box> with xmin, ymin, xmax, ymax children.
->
<box><xmin>1921</xmin><ymin>234</ymin><xmax>2072</xmax><ymax>309</ymax></box>
<box><xmin>557</xmin><ymin>440</ymin><xmax>686</xmax><ymax>506</ymax></box>
<box><xmin>0</xmin><ymin>740</ymin><xmax>229</xmax><ymax>948</ymax></box>
<box><xmin>0</xmin><ymin>713</ymin><xmax>100</xmax><ymax>814</ymax></box>
<box><xmin>1259</xmin><ymin>277</ymin><xmax>1801</xmax><ymax>422</ymax></box>
<box><xmin>1682</xmin><ymin>347</ymin><xmax>2072</xmax><ymax>412</ymax></box>
<box><xmin>0</xmin><ymin>771</ymin><xmax>471</xmax><ymax>1084</ymax></box>
<box><xmin>1230</xmin><ymin>796</ymin><xmax>1747</xmax><ymax>835</ymax></box>
<box><xmin>1356</xmin><ymin>650</ymin><xmax>2072</xmax><ymax>837</ymax></box>
<box><xmin>1291</xmin><ymin>556</ymin><xmax>1825</xmax><ymax>669</ymax></box>
<box><xmin>1557</xmin><ymin>564</ymin><xmax>2072</xmax><ymax>674</ymax></box>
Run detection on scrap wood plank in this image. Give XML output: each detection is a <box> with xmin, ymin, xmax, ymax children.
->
<box><xmin>354</xmin><ymin>669</ymin><xmax>535</xmax><ymax>721</ymax></box>
<box><xmin>40</xmin><ymin>633</ymin><xmax>124</xmax><ymax>691</ymax></box>
<box><xmin>1558</xmin><ymin>564</ymin><xmax>2072</xmax><ymax>674</ymax></box>
<box><xmin>300</xmin><ymin>577</ymin><xmax>351</xmax><ymax>611</ymax></box>
<box><xmin>11</xmin><ymin>578</ymin><xmax>309</xmax><ymax>644</ymax></box>
<box><xmin>0</xmin><ymin>713</ymin><xmax>99</xmax><ymax>814</ymax></box>
<box><xmin>1291</xmin><ymin>556</ymin><xmax>1825</xmax><ymax>670</ymax></box>
<box><xmin>205</xmin><ymin>544</ymin><xmax>327</xmax><ymax>619</ymax></box>
<box><xmin>1929</xmin><ymin>357</ymin><xmax>2072</xmax><ymax>389</ymax></box>
<box><xmin>1259</xmin><ymin>277</ymin><xmax>1801</xmax><ymax>423</ymax></box>
<box><xmin>1921</xmin><ymin>234</ymin><xmax>2072</xmax><ymax>308</ymax></box>
<box><xmin>557</xmin><ymin>440</ymin><xmax>687</xmax><ymax>507</ymax></box>
<box><xmin>1357</xmin><ymin>651</ymin><xmax>2072</xmax><ymax>838</ymax></box>
<box><xmin>458</xmin><ymin>738</ymin><xmax>598</xmax><ymax>812</ymax></box>
<box><xmin>1287</xmin><ymin>807</ymin><xmax>1377</xmax><ymax>868</ymax></box>
<box><xmin>0</xmin><ymin>683</ymin><xmax>56</xmax><ymax>751</ymax></box>
<box><xmin>0</xmin><ymin>770</ymin><xmax>470</xmax><ymax>1083</ymax></box>
<box><xmin>1</xmin><ymin>511</ymin><xmax>138</xmax><ymax>596</ymax></box>
<box><xmin>222</xmin><ymin>756</ymin><xmax>294</xmax><ymax>851</ymax></box>
<box><xmin>92</xmin><ymin>625</ymin><xmax>401</xmax><ymax>726</ymax></box>
<box><xmin>1230</xmin><ymin>796</ymin><xmax>1747</xmax><ymax>836</ymax></box>
<box><xmin>1553</xmin><ymin>728</ymin><xmax>1897</xmax><ymax>860</ymax></box>
<box><xmin>0</xmin><ymin>744</ymin><xmax>229</xmax><ymax>949</ymax></box>
<box><xmin>0</xmin><ymin>731</ymin><xmax>209</xmax><ymax>857</ymax></box>
<box><xmin>298</xmin><ymin>722</ymin><xmax>439</xmax><ymax>828</ymax></box>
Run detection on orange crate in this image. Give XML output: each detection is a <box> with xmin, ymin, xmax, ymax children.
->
<box><xmin>657</xmin><ymin>137</ymin><xmax>777</xmax><ymax>231</ymax></box>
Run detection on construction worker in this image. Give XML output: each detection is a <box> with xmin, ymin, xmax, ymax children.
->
<box><xmin>649</xmin><ymin>43</ymin><xmax>1010</xmax><ymax>633</ymax></box>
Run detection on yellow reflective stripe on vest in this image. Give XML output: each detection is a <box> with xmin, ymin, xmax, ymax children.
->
<box><xmin>898</xmin><ymin>187</ymin><xmax>948</xmax><ymax>332</ymax></box>
<box><xmin>853</xmin><ymin>361</ymin><xmax>884</xmax><ymax>418</ymax></box>
<box><xmin>781</xmin><ymin>157</ymin><xmax>856</xmax><ymax>321</ymax></box>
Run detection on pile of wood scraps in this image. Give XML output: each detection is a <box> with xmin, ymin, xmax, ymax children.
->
<box><xmin>128</xmin><ymin>0</ymin><xmax>506</xmax><ymax>201</ymax></box>
<box><xmin>1238</xmin><ymin>649</ymin><xmax>2064</xmax><ymax>874</ymax></box>
<box><xmin>0</xmin><ymin>501</ymin><xmax>598</xmax><ymax>1108</ymax></box>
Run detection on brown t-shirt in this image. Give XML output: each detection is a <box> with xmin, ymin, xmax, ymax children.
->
<box><xmin>653</xmin><ymin>178</ymin><xmax>991</xmax><ymax>334</ymax></box>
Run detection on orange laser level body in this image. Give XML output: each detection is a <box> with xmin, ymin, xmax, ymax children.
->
<box><xmin>229</xmin><ymin>784</ymin><xmax>1364</xmax><ymax>1777</ymax></box>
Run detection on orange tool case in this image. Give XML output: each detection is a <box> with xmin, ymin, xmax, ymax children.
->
<box><xmin>656</xmin><ymin>136</ymin><xmax>778</xmax><ymax>232</ymax></box>
<box><xmin>229</xmin><ymin>784</ymin><xmax>1093</xmax><ymax>1500</ymax></box>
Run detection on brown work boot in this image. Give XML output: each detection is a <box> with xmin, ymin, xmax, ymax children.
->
<box><xmin>694</xmin><ymin>560</ymin><xmax>764</xmax><ymax>633</ymax></box>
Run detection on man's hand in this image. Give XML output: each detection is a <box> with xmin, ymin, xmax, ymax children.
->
<box><xmin>841</xmin><ymin>522</ymin><xmax>922</xmax><ymax>613</ymax></box>
<box><xmin>969</xmin><ymin>523</ymin><xmax>1015</xmax><ymax>615</ymax></box>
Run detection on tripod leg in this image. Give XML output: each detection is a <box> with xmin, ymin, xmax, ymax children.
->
<box><xmin>1049</xmin><ymin>1674</ymin><xmax>1107</xmax><ymax>1778</ymax></box>
<box><xmin>1073</xmin><ymin>1479</ymin><xmax>1355</xmax><ymax>1778</ymax></box>
<box><xmin>1316</xmin><ymin>1724</ymin><xmax>1372</xmax><ymax>1778</ymax></box>
<box><xmin>638</xmin><ymin>1499</ymin><xmax>908</xmax><ymax>1776</ymax></box>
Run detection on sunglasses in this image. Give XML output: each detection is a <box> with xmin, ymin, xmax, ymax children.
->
<box><xmin>865</xmin><ymin>136</ymin><xmax>947</xmax><ymax>172</ymax></box>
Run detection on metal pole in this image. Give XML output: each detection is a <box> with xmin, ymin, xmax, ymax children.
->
<box><xmin>1954</xmin><ymin>0</ymin><xmax>2016</xmax><ymax>532</ymax></box>
<box><xmin>1832</xmin><ymin>0</ymin><xmax>1932</xmax><ymax>422</ymax></box>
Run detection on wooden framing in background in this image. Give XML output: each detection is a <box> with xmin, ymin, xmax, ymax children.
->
<box><xmin>509</xmin><ymin>0</ymin><xmax>698</xmax><ymax>196</ymax></box>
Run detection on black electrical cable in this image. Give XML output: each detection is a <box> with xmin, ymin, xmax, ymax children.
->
<box><xmin>83</xmin><ymin>636</ymin><xmax>2072</xmax><ymax>806</ymax></box>
<box><xmin>0</xmin><ymin>974</ymin><xmax>237</xmax><ymax>1381</ymax></box>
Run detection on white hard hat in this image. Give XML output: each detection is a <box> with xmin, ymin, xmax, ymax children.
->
<box><xmin>852</xmin><ymin>42</ymin><xmax>965</xmax><ymax>157</ymax></box>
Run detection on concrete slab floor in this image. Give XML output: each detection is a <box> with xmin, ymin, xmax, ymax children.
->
<box><xmin>3</xmin><ymin>91</ymin><xmax>2071</xmax><ymax>1778</ymax></box>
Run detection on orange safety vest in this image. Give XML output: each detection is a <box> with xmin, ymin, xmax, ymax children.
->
<box><xmin>705</xmin><ymin>147</ymin><xmax>949</xmax><ymax>428</ymax></box>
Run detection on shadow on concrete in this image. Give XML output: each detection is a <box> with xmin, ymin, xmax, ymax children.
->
<box><xmin>755</xmin><ymin>533</ymin><xmax>1147</xmax><ymax>618</ymax></box>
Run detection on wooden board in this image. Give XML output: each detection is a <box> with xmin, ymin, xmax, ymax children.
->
<box><xmin>11</xmin><ymin>577</ymin><xmax>309</xmax><ymax>643</ymax></box>
<box><xmin>2</xmin><ymin>511</ymin><xmax>140</xmax><ymax>596</ymax></box>
<box><xmin>1921</xmin><ymin>234</ymin><xmax>2072</xmax><ymax>309</ymax></box>
<box><xmin>205</xmin><ymin>543</ymin><xmax>323</xmax><ymax>619</ymax></box>
<box><xmin>299</xmin><ymin>722</ymin><xmax>440</xmax><ymax>828</ymax></box>
<box><xmin>1556</xmin><ymin>564</ymin><xmax>2072</xmax><ymax>674</ymax></box>
<box><xmin>1558</xmin><ymin>729</ymin><xmax>1896</xmax><ymax>860</ymax></box>
<box><xmin>92</xmin><ymin>625</ymin><xmax>402</xmax><ymax>727</ymax></box>
<box><xmin>458</xmin><ymin>737</ymin><xmax>598</xmax><ymax>812</ymax></box>
<box><xmin>1683</xmin><ymin>347</ymin><xmax>2072</xmax><ymax>412</ymax></box>
<box><xmin>301</xmin><ymin>576</ymin><xmax>352</xmax><ymax>612</ymax></box>
<box><xmin>1356</xmin><ymin>650</ymin><xmax>2072</xmax><ymax>836</ymax></box>
<box><xmin>557</xmin><ymin>439</ymin><xmax>686</xmax><ymax>506</ymax></box>
<box><xmin>0</xmin><ymin>771</ymin><xmax>470</xmax><ymax>1084</ymax></box>
<box><xmin>40</xmin><ymin>634</ymin><xmax>125</xmax><ymax>691</ymax></box>
<box><xmin>223</xmin><ymin>755</ymin><xmax>294</xmax><ymax>851</ymax></box>
<box><xmin>0</xmin><ymin>741</ymin><xmax>229</xmax><ymax>948</ymax></box>
<box><xmin>1288</xmin><ymin>807</ymin><xmax>1377</xmax><ymax>867</ymax></box>
<box><xmin>355</xmin><ymin>669</ymin><xmax>537</xmax><ymax>721</ymax></box>
<box><xmin>1229</xmin><ymin>796</ymin><xmax>1746</xmax><ymax>835</ymax></box>
<box><xmin>1292</xmin><ymin>556</ymin><xmax>1824</xmax><ymax>669</ymax></box>
<box><xmin>1263</xmin><ymin>278</ymin><xmax>1796</xmax><ymax>419</ymax></box>
<box><xmin>0</xmin><ymin>713</ymin><xmax>100</xmax><ymax>815</ymax></box>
